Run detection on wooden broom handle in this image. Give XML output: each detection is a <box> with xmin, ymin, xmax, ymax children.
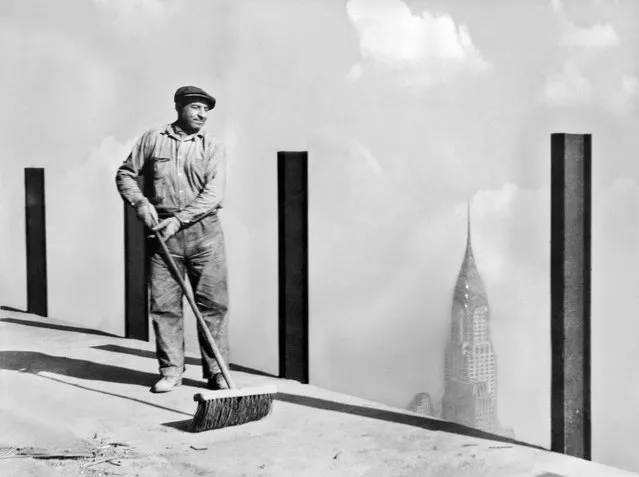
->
<box><xmin>155</xmin><ymin>234</ymin><xmax>237</xmax><ymax>389</ymax></box>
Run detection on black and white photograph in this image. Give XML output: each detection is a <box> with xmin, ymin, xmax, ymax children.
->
<box><xmin>1</xmin><ymin>0</ymin><xmax>638</xmax><ymax>475</ymax></box>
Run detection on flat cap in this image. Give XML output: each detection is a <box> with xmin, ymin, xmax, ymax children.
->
<box><xmin>174</xmin><ymin>85</ymin><xmax>216</xmax><ymax>109</ymax></box>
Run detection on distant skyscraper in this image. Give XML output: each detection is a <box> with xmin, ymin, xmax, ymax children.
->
<box><xmin>408</xmin><ymin>392</ymin><xmax>435</xmax><ymax>417</ymax></box>
<box><xmin>442</xmin><ymin>204</ymin><xmax>499</xmax><ymax>432</ymax></box>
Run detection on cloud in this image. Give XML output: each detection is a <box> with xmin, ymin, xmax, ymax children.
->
<box><xmin>543</xmin><ymin>61</ymin><xmax>637</xmax><ymax>112</ymax></box>
<box><xmin>349</xmin><ymin>141</ymin><xmax>382</xmax><ymax>177</ymax></box>
<box><xmin>346</xmin><ymin>63</ymin><xmax>364</xmax><ymax>82</ymax></box>
<box><xmin>346</xmin><ymin>0</ymin><xmax>488</xmax><ymax>87</ymax></box>
<box><xmin>561</xmin><ymin>22</ymin><xmax>620</xmax><ymax>48</ymax></box>
<box><xmin>544</xmin><ymin>60</ymin><xmax>592</xmax><ymax>106</ymax></box>
<box><xmin>544</xmin><ymin>0</ymin><xmax>625</xmax><ymax>109</ymax></box>
<box><xmin>622</xmin><ymin>74</ymin><xmax>638</xmax><ymax>97</ymax></box>
<box><xmin>92</xmin><ymin>0</ymin><xmax>183</xmax><ymax>35</ymax></box>
<box><xmin>0</xmin><ymin>22</ymin><xmax>119</xmax><ymax>167</ymax></box>
<box><xmin>551</xmin><ymin>0</ymin><xmax>621</xmax><ymax>49</ymax></box>
<box><xmin>465</xmin><ymin>183</ymin><xmax>520</xmax><ymax>220</ymax></box>
<box><xmin>607</xmin><ymin>74</ymin><xmax>639</xmax><ymax>114</ymax></box>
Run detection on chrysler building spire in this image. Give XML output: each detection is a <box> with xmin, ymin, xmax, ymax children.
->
<box><xmin>467</xmin><ymin>200</ymin><xmax>471</xmax><ymax>248</ymax></box>
<box><xmin>442</xmin><ymin>199</ymin><xmax>499</xmax><ymax>432</ymax></box>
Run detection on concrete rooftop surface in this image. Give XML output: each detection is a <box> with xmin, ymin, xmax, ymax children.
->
<box><xmin>0</xmin><ymin>309</ymin><xmax>636</xmax><ymax>477</ymax></box>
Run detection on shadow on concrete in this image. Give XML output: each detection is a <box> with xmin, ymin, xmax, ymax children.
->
<box><xmin>0</xmin><ymin>350</ymin><xmax>199</xmax><ymax>418</ymax></box>
<box><xmin>38</xmin><ymin>373</ymin><xmax>193</xmax><ymax>418</ymax></box>
<box><xmin>0</xmin><ymin>317</ymin><xmax>120</xmax><ymax>338</ymax></box>
<box><xmin>0</xmin><ymin>350</ymin><xmax>158</xmax><ymax>387</ymax></box>
<box><xmin>274</xmin><ymin>393</ymin><xmax>546</xmax><ymax>451</ymax></box>
<box><xmin>0</xmin><ymin>350</ymin><xmax>207</xmax><ymax>392</ymax></box>
<box><xmin>93</xmin><ymin>343</ymin><xmax>277</xmax><ymax>378</ymax></box>
<box><xmin>162</xmin><ymin>419</ymin><xmax>194</xmax><ymax>432</ymax></box>
<box><xmin>0</xmin><ymin>305</ymin><xmax>28</xmax><ymax>313</ymax></box>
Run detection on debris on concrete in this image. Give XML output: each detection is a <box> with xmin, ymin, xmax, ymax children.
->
<box><xmin>0</xmin><ymin>447</ymin><xmax>92</xmax><ymax>460</ymax></box>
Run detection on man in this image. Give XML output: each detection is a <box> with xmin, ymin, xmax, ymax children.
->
<box><xmin>115</xmin><ymin>85</ymin><xmax>230</xmax><ymax>393</ymax></box>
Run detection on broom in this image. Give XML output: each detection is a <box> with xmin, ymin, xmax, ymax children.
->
<box><xmin>154</xmin><ymin>231</ymin><xmax>276</xmax><ymax>432</ymax></box>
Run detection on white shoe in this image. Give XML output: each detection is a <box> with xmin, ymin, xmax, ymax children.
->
<box><xmin>151</xmin><ymin>376</ymin><xmax>182</xmax><ymax>393</ymax></box>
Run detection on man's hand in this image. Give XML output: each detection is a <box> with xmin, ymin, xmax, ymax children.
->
<box><xmin>152</xmin><ymin>217</ymin><xmax>181</xmax><ymax>241</ymax></box>
<box><xmin>135</xmin><ymin>201</ymin><xmax>159</xmax><ymax>230</ymax></box>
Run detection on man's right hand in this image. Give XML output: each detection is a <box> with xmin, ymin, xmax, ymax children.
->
<box><xmin>135</xmin><ymin>201</ymin><xmax>159</xmax><ymax>229</ymax></box>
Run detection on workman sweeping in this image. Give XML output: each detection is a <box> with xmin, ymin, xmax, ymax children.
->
<box><xmin>115</xmin><ymin>85</ymin><xmax>230</xmax><ymax>393</ymax></box>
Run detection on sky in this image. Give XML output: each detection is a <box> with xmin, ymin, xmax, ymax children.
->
<box><xmin>0</xmin><ymin>0</ymin><xmax>638</xmax><ymax>471</ymax></box>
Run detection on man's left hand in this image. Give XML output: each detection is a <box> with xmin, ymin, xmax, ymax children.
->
<box><xmin>152</xmin><ymin>217</ymin><xmax>181</xmax><ymax>241</ymax></box>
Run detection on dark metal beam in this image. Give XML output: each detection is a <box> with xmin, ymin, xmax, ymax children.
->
<box><xmin>550</xmin><ymin>133</ymin><xmax>592</xmax><ymax>459</ymax></box>
<box><xmin>278</xmin><ymin>151</ymin><xmax>309</xmax><ymax>384</ymax></box>
<box><xmin>124</xmin><ymin>199</ymin><xmax>149</xmax><ymax>341</ymax></box>
<box><xmin>24</xmin><ymin>168</ymin><xmax>48</xmax><ymax>317</ymax></box>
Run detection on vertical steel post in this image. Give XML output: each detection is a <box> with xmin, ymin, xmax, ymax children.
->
<box><xmin>550</xmin><ymin>133</ymin><xmax>592</xmax><ymax>459</ymax></box>
<box><xmin>24</xmin><ymin>168</ymin><xmax>48</xmax><ymax>317</ymax></box>
<box><xmin>278</xmin><ymin>151</ymin><xmax>309</xmax><ymax>383</ymax></box>
<box><xmin>124</xmin><ymin>182</ymin><xmax>149</xmax><ymax>341</ymax></box>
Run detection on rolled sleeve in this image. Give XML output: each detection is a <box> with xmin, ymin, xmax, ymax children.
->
<box><xmin>174</xmin><ymin>141</ymin><xmax>227</xmax><ymax>225</ymax></box>
<box><xmin>115</xmin><ymin>132</ymin><xmax>152</xmax><ymax>208</ymax></box>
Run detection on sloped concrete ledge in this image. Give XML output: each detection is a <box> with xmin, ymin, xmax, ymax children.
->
<box><xmin>0</xmin><ymin>309</ymin><xmax>635</xmax><ymax>477</ymax></box>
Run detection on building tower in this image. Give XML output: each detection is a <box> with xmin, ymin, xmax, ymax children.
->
<box><xmin>408</xmin><ymin>392</ymin><xmax>435</xmax><ymax>417</ymax></box>
<box><xmin>441</xmin><ymin>203</ymin><xmax>499</xmax><ymax>432</ymax></box>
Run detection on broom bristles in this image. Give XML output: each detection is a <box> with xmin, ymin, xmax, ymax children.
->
<box><xmin>190</xmin><ymin>386</ymin><xmax>276</xmax><ymax>432</ymax></box>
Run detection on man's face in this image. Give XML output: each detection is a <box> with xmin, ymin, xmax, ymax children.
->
<box><xmin>177</xmin><ymin>101</ymin><xmax>210</xmax><ymax>132</ymax></box>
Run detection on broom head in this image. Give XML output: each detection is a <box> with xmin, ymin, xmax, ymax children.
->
<box><xmin>191</xmin><ymin>385</ymin><xmax>277</xmax><ymax>432</ymax></box>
